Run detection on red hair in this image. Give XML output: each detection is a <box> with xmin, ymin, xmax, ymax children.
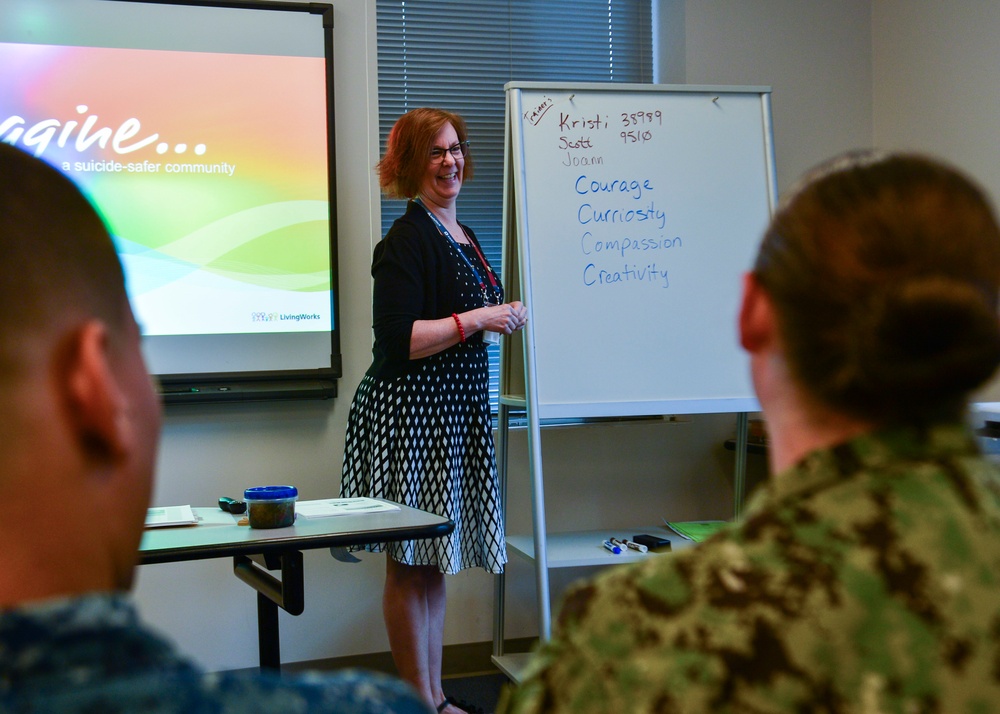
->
<box><xmin>377</xmin><ymin>108</ymin><xmax>473</xmax><ymax>199</ymax></box>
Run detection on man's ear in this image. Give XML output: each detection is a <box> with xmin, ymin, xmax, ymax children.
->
<box><xmin>62</xmin><ymin>321</ymin><xmax>129</xmax><ymax>460</ymax></box>
<box><xmin>738</xmin><ymin>272</ymin><xmax>777</xmax><ymax>354</ymax></box>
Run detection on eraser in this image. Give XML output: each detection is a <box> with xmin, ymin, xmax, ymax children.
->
<box><xmin>632</xmin><ymin>534</ymin><xmax>671</xmax><ymax>552</ymax></box>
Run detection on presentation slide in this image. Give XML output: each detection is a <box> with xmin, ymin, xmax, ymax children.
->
<box><xmin>0</xmin><ymin>39</ymin><xmax>333</xmax><ymax>374</ymax></box>
<box><xmin>0</xmin><ymin>0</ymin><xmax>340</xmax><ymax>391</ymax></box>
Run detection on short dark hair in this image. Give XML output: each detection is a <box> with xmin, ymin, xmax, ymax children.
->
<box><xmin>0</xmin><ymin>144</ymin><xmax>129</xmax><ymax>369</ymax></box>
<box><xmin>753</xmin><ymin>151</ymin><xmax>1000</xmax><ymax>423</ymax></box>
<box><xmin>376</xmin><ymin>107</ymin><xmax>473</xmax><ymax>199</ymax></box>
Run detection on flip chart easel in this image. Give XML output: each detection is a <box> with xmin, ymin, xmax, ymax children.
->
<box><xmin>493</xmin><ymin>83</ymin><xmax>777</xmax><ymax>672</ymax></box>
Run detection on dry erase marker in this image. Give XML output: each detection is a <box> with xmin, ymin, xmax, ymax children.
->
<box><xmin>603</xmin><ymin>539</ymin><xmax>622</xmax><ymax>554</ymax></box>
<box><xmin>610</xmin><ymin>537</ymin><xmax>628</xmax><ymax>552</ymax></box>
<box><xmin>622</xmin><ymin>539</ymin><xmax>648</xmax><ymax>553</ymax></box>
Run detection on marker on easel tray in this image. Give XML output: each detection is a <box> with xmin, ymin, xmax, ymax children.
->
<box><xmin>603</xmin><ymin>539</ymin><xmax>622</xmax><ymax>554</ymax></box>
<box><xmin>610</xmin><ymin>537</ymin><xmax>628</xmax><ymax>552</ymax></box>
<box><xmin>622</xmin><ymin>539</ymin><xmax>648</xmax><ymax>553</ymax></box>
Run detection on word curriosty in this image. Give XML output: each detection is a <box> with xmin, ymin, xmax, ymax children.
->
<box><xmin>577</xmin><ymin>201</ymin><xmax>667</xmax><ymax>230</ymax></box>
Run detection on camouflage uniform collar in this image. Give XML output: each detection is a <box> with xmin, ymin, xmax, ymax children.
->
<box><xmin>0</xmin><ymin>591</ymin><xmax>137</xmax><ymax>633</ymax></box>
<box><xmin>0</xmin><ymin>592</ymin><xmax>190</xmax><ymax>693</ymax></box>
<box><xmin>746</xmin><ymin>421</ymin><xmax>978</xmax><ymax>516</ymax></box>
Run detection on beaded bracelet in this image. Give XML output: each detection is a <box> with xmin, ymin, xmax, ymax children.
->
<box><xmin>452</xmin><ymin>313</ymin><xmax>466</xmax><ymax>343</ymax></box>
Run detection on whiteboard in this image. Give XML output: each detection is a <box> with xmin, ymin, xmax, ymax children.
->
<box><xmin>504</xmin><ymin>83</ymin><xmax>776</xmax><ymax>418</ymax></box>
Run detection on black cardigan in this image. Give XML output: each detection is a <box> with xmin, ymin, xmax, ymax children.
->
<box><xmin>366</xmin><ymin>201</ymin><xmax>501</xmax><ymax>380</ymax></box>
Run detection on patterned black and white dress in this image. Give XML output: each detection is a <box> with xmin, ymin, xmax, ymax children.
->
<box><xmin>340</xmin><ymin>201</ymin><xmax>506</xmax><ymax>575</ymax></box>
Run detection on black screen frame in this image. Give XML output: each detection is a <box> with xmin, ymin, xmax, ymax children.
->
<box><xmin>103</xmin><ymin>0</ymin><xmax>342</xmax><ymax>404</ymax></box>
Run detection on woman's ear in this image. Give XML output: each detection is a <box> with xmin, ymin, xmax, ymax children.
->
<box><xmin>738</xmin><ymin>272</ymin><xmax>777</xmax><ymax>354</ymax></box>
<box><xmin>62</xmin><ymin>320</ymin><xmax>129</xmax><ymax>461</ymax></box>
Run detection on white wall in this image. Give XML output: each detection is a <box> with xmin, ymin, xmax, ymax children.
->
<box><xmin>872</xmin><ymin>0</ymin><xmax>1000</xmax><ymax>403</ymax></box>
<box><xmin>678</xmin><ymin>0</ymin><xmax>873</xmax><ymax>190</ymax></box>
<box><xmin>873</xmin><ymin>1</ymin><xmax>1000</xmax><ymax>198</ymax></box>
<box><xmin>134</xmin><ymin>0</ymin><xmax>882</xmax><ymax>672</ymax></box>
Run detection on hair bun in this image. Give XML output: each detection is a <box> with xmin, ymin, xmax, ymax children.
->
<box><xmin>855</xmin><ymin>277</ymin><xmax>1000</xmax><ymax>403</ymax></box>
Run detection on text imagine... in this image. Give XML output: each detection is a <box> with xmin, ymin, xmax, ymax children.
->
<box><xmin>0</xmin><ymin>105</ymin><xmax>158</xmax><ymax>157</ymax></box>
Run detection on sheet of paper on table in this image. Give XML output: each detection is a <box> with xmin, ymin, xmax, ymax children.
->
<box><xmin>145</xmin><ymin>504</ymin><xmax>198</xmax><ymax>528</ymax></box>
<box><xmin>295</xmin><ymin>497</ymin><xmax>401</xmax><ymax>519</ymax></box>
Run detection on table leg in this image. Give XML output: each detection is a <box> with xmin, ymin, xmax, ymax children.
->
<box><xmin>257</xmin><ymin>591</ymin><xmax>281</xmax><ymax>670</ymax></box>
<box><xmin>233</xmin><ymin>551</ymin><xmax>305</xmax><ymax>671</ymax></box>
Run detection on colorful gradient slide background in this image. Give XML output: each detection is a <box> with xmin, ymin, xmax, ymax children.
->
<box><xmin>0</xmin><ymin>41</ymin><xmax>332</xmax><ymax>336</ymax></box>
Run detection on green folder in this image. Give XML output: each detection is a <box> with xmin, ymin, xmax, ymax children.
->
<box><xmin>662</xmin><ymin>520</ymin><xmax>728</xmax><ymax>542</ymax></box>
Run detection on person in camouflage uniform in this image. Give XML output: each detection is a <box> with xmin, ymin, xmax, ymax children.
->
<box><xmin>0</xmin><ymin>143</ymin><xmax>431</xmax><ymax>714</ymax></box>
<box><xmin>497</xmin><ymin>152</ymin><xmax>1000</xmax><ymax>713</ymax></box>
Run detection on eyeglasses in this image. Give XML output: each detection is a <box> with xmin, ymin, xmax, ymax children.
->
<box><xmin>429</xmin><ymin>141</ymin><xmax>470</xmax><ymax>161</ymax></box>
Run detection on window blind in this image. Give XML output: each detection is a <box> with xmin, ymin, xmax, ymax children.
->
<box><xmin>376</xmin><ymin>0</ymin><xmax>653</xmax><ymax>409</ymax></box>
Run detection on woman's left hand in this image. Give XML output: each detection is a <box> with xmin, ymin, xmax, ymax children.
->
<box><xmin>481</xmin><ymin>301</ymin><xmax>528</xmax><ymax>335</ymax></box>
<box><xmin>409</xmin><ymin>302</ymin><xmax>528</xmax><ymax>359</ymax></box>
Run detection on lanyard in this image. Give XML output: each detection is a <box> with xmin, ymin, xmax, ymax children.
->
<box><xmin>414</xmin><ymin>197</ymin><xmax>501</xmax><ymax>306</ymax></box>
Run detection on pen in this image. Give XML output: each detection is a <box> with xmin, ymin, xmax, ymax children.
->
<box><xmin>622</xmin><ymin>539</ymin><xmax>648</xmax><ymax>553</ymax></box>
<box><xmin>602</xmin><ymin>539</ymin><xmax>622</xmax><ymax>554</ymax></box>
